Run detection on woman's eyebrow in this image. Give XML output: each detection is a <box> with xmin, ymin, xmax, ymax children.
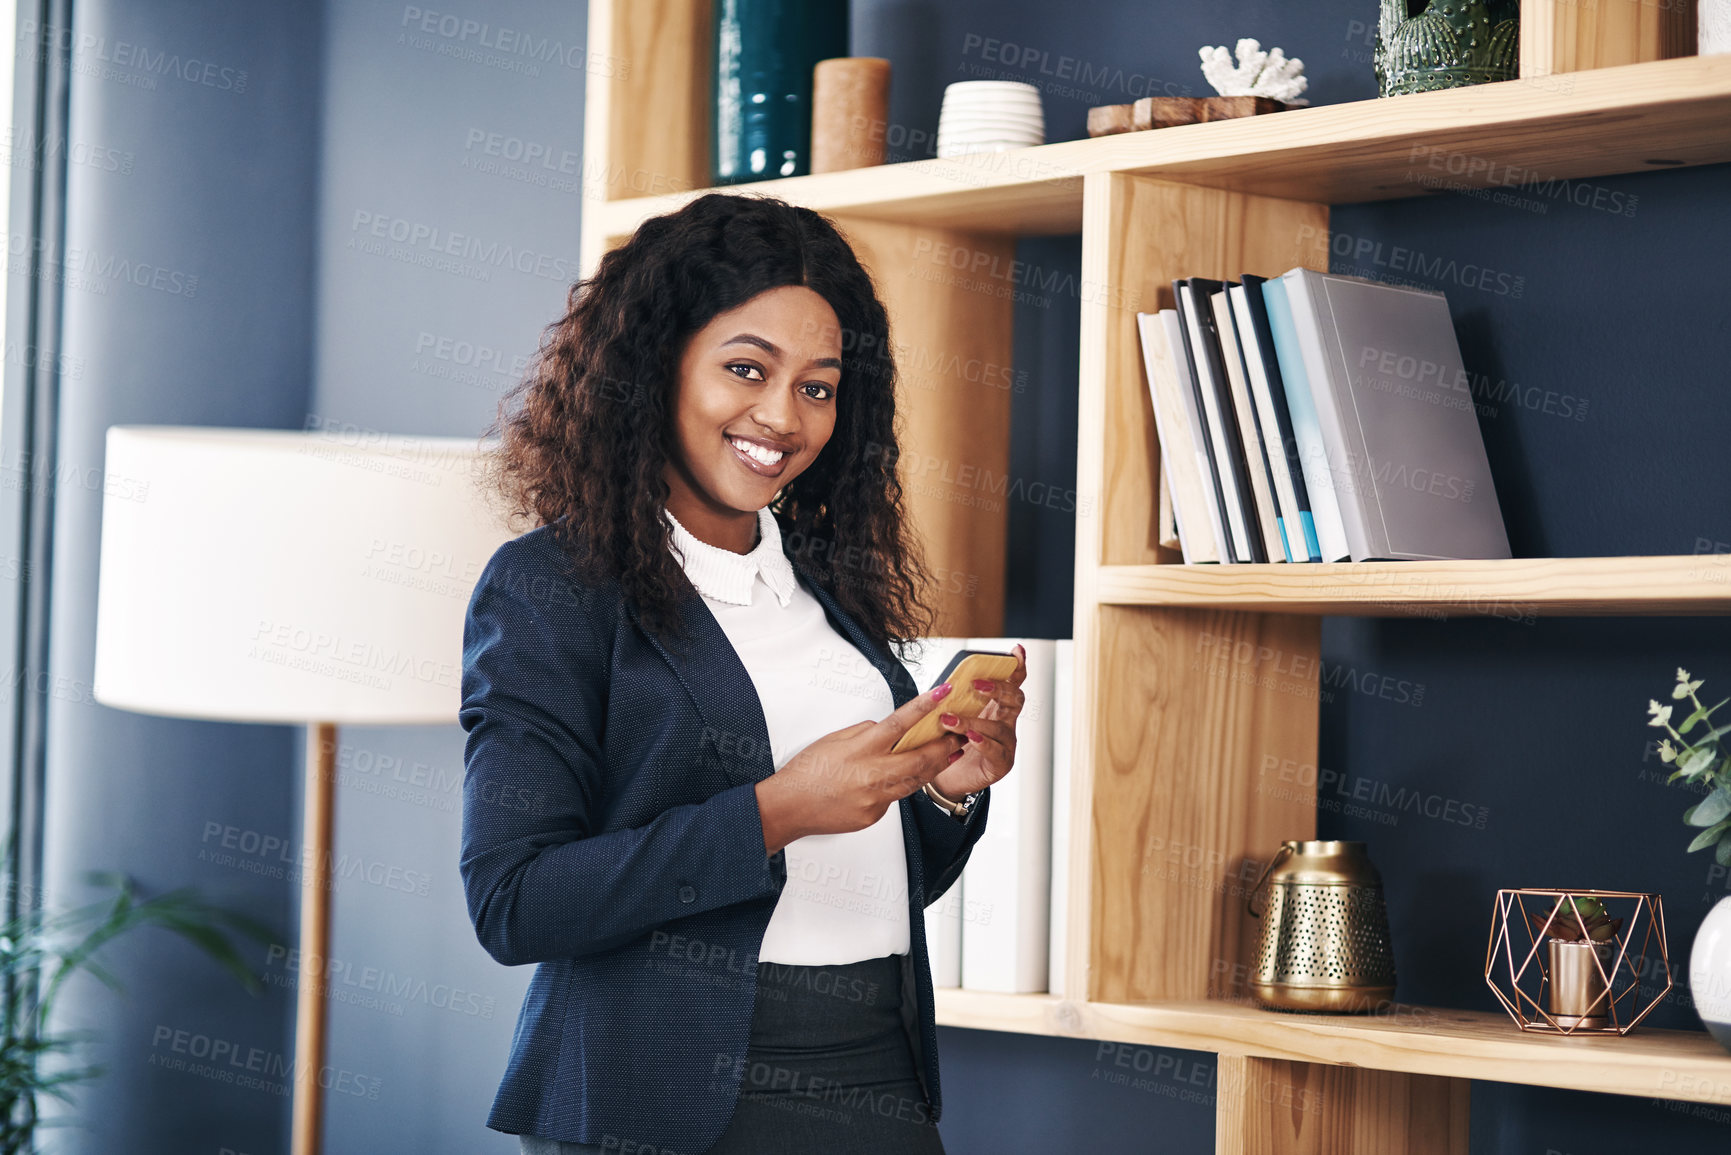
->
<box><xmin>722</xmin><ymin>333</ymin><xmax>842</xmax><ymax>371</ymax></box>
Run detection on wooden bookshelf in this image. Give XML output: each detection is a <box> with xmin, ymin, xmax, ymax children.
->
<box><xmin>581</xmin><ymin>3</ymin><xmax>1731</xmax><ymax>1152</ymax></box>
<box><xmin>933</xmin><ymin>989</ymin><xmax>1731</xmax><ymax>1107</ymax></box>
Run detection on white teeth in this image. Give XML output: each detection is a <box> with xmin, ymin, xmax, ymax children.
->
<box><xmin>729</xmin><ymin>437</ymin><xmax>785</xmax><ymax>466</ymax></box>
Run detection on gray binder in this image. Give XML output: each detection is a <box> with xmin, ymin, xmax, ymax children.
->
<box><xmin>1281</xmin><ymin>269</ymin><xmax>1511</xmax><ymax>561</ymax></box>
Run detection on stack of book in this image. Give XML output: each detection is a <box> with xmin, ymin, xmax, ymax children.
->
<box><xmin>906</xmin><ymin>637</ymin><xmax>1073</xmax><ymax>995</ymax></box>
<box><xmin>1137</xmin><ymin>269</ymin><xmax>1512</xmax><ymax>564</ymax></box>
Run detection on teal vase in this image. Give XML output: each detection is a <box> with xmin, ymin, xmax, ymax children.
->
<box><xmin>712</xmin><ymin>0</ymin><xmax>850</xmax><ymax>185</ymax></box>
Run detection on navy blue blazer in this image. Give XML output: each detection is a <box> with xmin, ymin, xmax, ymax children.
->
<box><xmin>458</xmin><ymin>522</ymin><xmax>990</xmax><ymax>1153</ymax></box>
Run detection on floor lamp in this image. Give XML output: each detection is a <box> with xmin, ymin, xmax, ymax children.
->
<box><xmin>91</xmin><ymin>426</ymin><xmax>513</xmax><ymax>1155</ymax></box>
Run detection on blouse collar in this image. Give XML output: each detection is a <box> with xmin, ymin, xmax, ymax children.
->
<box><xmin>664</xmin><ymin>505</ymin><xmax>797</xmax><ymax>608</ymax></box>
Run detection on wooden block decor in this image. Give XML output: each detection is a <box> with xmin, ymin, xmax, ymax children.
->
<box><xmin>1088</xmin><ymin>96</ymin><xmax>1299</xmax><ymax>137</ymax></box>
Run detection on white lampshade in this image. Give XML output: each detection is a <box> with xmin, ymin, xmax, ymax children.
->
<box><xmin>94</xmin><ymin>425</ymin><xmax>517</xmax><ymax>725</ymax></box>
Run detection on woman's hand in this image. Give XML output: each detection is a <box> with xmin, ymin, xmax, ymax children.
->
<box><xmin>928</xmin><ymin>643</ymin><xmax>1027</xmax><ymax>803</ymax></box>
<box><xmin>755</xmin><ymin>683</ymin><xmax>967</xmax><ymax>854</ymax></box>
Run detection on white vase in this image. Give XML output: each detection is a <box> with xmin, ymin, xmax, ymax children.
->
<box><xmin>1693</xmin><ymin>895</ymin><xmax>1731</xmax><ymax>1052</ymax></box>
<box><xmin>1705</xmin><ymin>1</ymin><xmax>1731</xmax><ymax>55</ymax></box>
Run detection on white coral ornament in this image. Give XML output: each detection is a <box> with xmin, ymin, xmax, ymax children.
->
<box><xmin>1198</xmin><ymin>38</ymin><xmax>1310</xmax><ymax>105</ymax></box>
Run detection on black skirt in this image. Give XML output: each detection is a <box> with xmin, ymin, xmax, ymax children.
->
<box><xmin>519</xmin><ymin>953</ymin><xmax>947</xmax><ymax>1155</ymax></box>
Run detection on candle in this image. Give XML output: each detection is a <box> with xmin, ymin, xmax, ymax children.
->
<box><xmin>811</xmin><ymin>57</ymin><xmax>892</xmax><ymax>174</ymax></box>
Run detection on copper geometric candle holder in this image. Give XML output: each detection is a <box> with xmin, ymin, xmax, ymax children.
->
<box><xmin>1484</xmin><ymin>888</ymin><xmax>1670</xmax><ymax>1036</ymax></box>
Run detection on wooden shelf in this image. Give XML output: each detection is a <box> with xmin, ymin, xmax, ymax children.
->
<box><xmin>593</xmin><ymin>54</ymin><xmax>1731</xmax><ymax>243</ymax></box>
<box><xmin>1092</xmin><ymin>555</ymin><xmax>1731</xmax><ymax>616</ymax></box>
<box><xmin>935</xmin><ymin>990</ymin><xmax>1731</xmax><ymax>1106</ymax></box>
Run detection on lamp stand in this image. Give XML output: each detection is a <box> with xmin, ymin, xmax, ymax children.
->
<box><xmin>291</xmin><ymin>722</ymin><xmax>337</xmax><ymax>1155</ymax></box>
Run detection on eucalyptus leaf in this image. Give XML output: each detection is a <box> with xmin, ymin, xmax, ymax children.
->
<box><xmin>1685</xmin><ymin>785</ymin><xmax>1731</xmax><ymax>827</ymax></box>
<box><xmin>1680</xmin><ymin>697</ymin><xmax>1731</xmax><ymax>735</ymax></box>
<box><xmin>1697</xmin><ymin>721</ymin><xmax>1731</xmax><ymax>745</ymax></box>
<box><xmin>1679</xmin><ymin>745</ymin><xmax>1719</xmax><ymax>778</ymax></box>
<box><xmin>1720</xmin><ymin>838</ymin><xmax>1731</xmax><ymax>867</ymax></box>
<box><xmin>1688</xmin><ymin>819</ymin><xmax>1731</xmax><ymax>852</ymax></box>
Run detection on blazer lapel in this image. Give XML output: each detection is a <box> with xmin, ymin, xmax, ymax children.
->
<box><xmin>626</xmin><ymin>589</ymin><xmax>777</xmax><ymax>787</ymax></box>
<box><xmin>627</xmin><ymin>535</ymin><xmax>920</xmax><ymax>787</ymax></box>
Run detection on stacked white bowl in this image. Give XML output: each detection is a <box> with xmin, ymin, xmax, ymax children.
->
<box><xmin>935</xmin><ymin>81</ymin><xmax>1045</xmax><ymax>158</ymax></box>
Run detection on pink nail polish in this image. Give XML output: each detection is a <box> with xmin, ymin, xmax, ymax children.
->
<box><xmin>940</xmin><ymin>713</ymin><xmax>960</xmax><ymax>727</ymax></box>
<box><xmin>947</xmin><ymin>749</ymin><xmax>965</xmax><ymax>763</ymax></box>
<box><xmin>931</xmin><ymin>683</ymin><xmax>952</xmax><ymax>701</ymax></box>
<box><xmin>967</xmin><ymin>730</ymin><xmax>985</xmax><ymax>743</ymax></box>
<box><xmin>973</xmin><ymin>679</ymin><xmax>995</xmax><ymax>692</ymax></box>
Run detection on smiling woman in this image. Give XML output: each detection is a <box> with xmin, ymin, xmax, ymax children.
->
<box><xmin>463</xmin><ymin>193</ymin><xmax>1027</xmax><ymax>1155</ymax></box>
<box><xmin>666</xmin><ymin>285</ymin><xmax>845</xmax><ymax>553</ymax></box>
<box><xmin>487</xmin><ymin>194</ymin><xmax>927</xmax><ymax>651</ymax></box>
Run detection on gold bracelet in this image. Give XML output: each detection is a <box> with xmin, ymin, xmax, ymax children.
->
<box><xmin>922</xmin><ymin>781</ymin><xmax>972</xmax><ymax>819</ymax></box>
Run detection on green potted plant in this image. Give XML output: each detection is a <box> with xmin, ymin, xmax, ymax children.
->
<box><xmin>0</xmin><ymin>870</ymin><xmax>273</xmax><ymax>1151</ymax></box>
<box><xmin>1525</xmin><ymin>894</ymin><xmax>1622</xmax><ymax>1029</ymax></box>
<box><xmin>1649</xmin><ymin>667</ymin><xmax>1731</xmax><ymax>1051</ymax></box>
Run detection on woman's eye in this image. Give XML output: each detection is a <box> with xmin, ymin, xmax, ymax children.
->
<box><xmin>801</xmin><ymin>382</ymin><xmax>836</xmax><ymax>401</ymax></box>
<box><xmin>726</xmin><ymin>362</ymin><xmax>764</xmax><ymax>381</ymax></box>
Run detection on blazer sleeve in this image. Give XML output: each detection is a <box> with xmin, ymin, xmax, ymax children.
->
<box><xmin>458</xmin><ymin>545</ymin><xmax>784</xmax><ymax>967</ymax></box>
<box><xmin>912</xmin><ymin>783</ymin><xmax>990</xmax><ymax>905</ymax></box>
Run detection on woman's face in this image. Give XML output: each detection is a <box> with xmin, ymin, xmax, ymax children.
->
<box><xmin>664</xmin><ymin>285</ymin><xmax>844</xmax><ymax>547</ymax></box>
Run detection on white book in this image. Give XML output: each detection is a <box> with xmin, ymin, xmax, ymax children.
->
<box><xmin>1047</xmin><ymin>639</ymin><xmax>1073</xmax><ymax>995</ymax></box>
<box><xmin>1157</xmin><ymin>310</ymin><xmax>1230</xmax><ymax>562</ymax></box>
<box><xmin>903</xmin><ymin>636</ymin><xmax>968</xmax><ymax>987</ymax></box>
<box><xmin>960</xmin><ymin>637</ymin><xmax>1054</xmax><ymax>994</ymax></box>
<box><xmin>1137</xmin><ymin>311</ymin><xmax>1222</xmax><ymax>563</ymax></box>
<box><xmin>924</xmin><ymin>888</ymin><xmax>963</xmax><ymax>988</ymax></box>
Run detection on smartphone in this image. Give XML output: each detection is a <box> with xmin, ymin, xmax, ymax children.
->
<box><xmin>890</xmin><ymin>649</ymin><xmax>1019</xmax><ymax>753</ymax></box>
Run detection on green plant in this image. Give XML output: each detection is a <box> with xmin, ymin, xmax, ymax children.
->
<box><xmin>1526</xmin><ymin>894</ymin><xmax>1621</xmax><ymax>943</ymax></box>
<box><xmin>1650</xmin><ymin>667</ymin><xmax>1731</xmax><ymax>867</ymax></box>
<box><xmin>0</xmin><ymin>870</ymin><xmax>275</xmax><ymax>1153</ymax></box>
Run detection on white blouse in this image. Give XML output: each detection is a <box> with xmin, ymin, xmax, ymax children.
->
<box><xmin>665</xmin><ymin>506</ymin><xmax>911</xmax><ymax>964</ymax></box>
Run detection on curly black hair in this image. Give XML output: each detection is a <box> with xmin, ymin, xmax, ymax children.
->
<box><xmin>485</xmin><ymin>193</ymin><xmax>933</xmax><ymax>654</ymax></box>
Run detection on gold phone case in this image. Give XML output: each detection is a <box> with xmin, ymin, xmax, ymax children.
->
<box><xmin>890</xmin><ymin>651</ymin><xmax>1020</xmax><ymax>753</ymax></box>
